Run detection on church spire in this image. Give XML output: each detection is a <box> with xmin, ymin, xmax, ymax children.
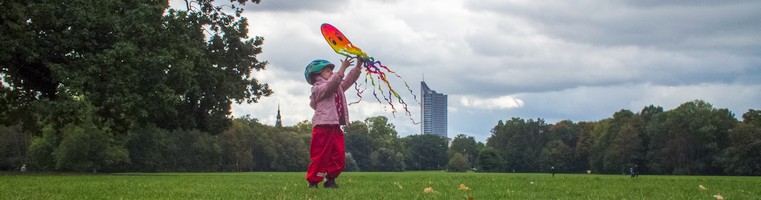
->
<box><xmin>275</xmin><ymin>102</ymin><xmax>283</xmax><ymax>128</ymax></box>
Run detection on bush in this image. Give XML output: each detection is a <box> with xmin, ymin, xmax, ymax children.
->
<box><xmin>447</xmin><ymin>152</ymin><xmax>470</xmax><ymax>172</ymax></box>
<box><xmin>478</xmin><ymin>147</ymin><xmax>505</xmax><ymax>172</ymax></box>
<box><xmin>53</xmin><ymin>122</ymin><xmax>129</xmax><ymax>172</ymax></box>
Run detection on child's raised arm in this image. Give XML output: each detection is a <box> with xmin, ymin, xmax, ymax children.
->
<box><xmin>341</xmin><ymin>57</ymin><xmax>363</xmax><ymax>92</ymax></box>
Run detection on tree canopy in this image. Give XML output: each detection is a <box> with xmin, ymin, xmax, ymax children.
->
<box><xmin>1</xmin><ymin>0</ymin><xmax>271</xmax><ymax>134</ymax></box>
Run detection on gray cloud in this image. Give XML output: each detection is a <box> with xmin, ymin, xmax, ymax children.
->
<box><xmin>230</xmin><ymin>0</ymin><xmax>761</xmax><ymax>141</ymax></box>
<box><xmin>466</xmin><ymin>0</ymin><xmax>761</xmax><ymax>49</ymax></box>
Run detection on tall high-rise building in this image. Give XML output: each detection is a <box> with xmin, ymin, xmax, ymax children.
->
<box><xmin>420</xmin><ymin>81</ymin><xmax>447</xmax><ymax>138</ymax></box>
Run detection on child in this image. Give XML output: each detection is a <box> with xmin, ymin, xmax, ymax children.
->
<box><xmin>304</xmin><ymin>57</ymin><xmax>363</xmax><ymax>188</ymax></box>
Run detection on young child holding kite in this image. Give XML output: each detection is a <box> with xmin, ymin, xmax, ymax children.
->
<box><xmin>304</xmin><ymin>57</ymin><xmax>363</xmax><ymax>189</ymax></box>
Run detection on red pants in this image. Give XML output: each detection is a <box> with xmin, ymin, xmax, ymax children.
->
<box><xmin>306</xmin><ymin>125</ymin><xmax>345</xmax><ymax>183</ymax></box>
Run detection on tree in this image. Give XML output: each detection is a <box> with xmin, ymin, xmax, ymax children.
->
<box><xmin>598</xmin><ymin>110</ymin><xmax>646</xmax><ymax>174</ymax></box>
<box><xmin>448</xmin><ymin>134</ymin><xmax>479</xmax><ymax>168</ymax></box>
<box><xmin>587</xmin><ymin>119</ymin><xmax>611</xmax><ymax>173</ymax></box>
<box><xmin>1</xmin><ymin>0</ymin><xmax>271</xmax><ymax>135</ymax></box>
<box><xmin>219</xmin><ymin>120</ymin><xmax>254</xmax><ymax>171</ymax></box>
<box><xmin>245</xmin><ymin>119</ymin><xmax>279</xmax><ymax>171</ymax></box>
<box><xmin>344</xmin><ymin>120</ymin><xmax>373</xmax><ymax>171</ymax></box>
<box><xmin>539</xmin><ymin>140</ymin><xmax>573</xmax><ymax>172</ymax></box>
<box><xmin>53</xmin><ymin>122</ymin><xmax>129</xmax><ymax>173</ymax></box>
<box><xmin>403</xmin><ymin>134</ymin><xmax>448</xmax><ymax>170</ymax></box>
<box><xmin>271</xmin><ymin>131</ymin><xmax>310</xmax><ymax>171</ymax></box>
<box><xmin>646</xmin><ymin>100</ymin><xmax>735</xmax><ymax>175</ymax></box>
<box><xmin>369</xmin><ymin>148</ymin><xmax>404</xmax><ymax>171</ymax></box>
<box><xmin>126</xmin><ymin>124</ymin><xmax>169</xmax><ymax>172</ymax></box>
<box><xmin>447</xmin><ymin>152</ymin><xmax>470</xmax><ymax>172</ymax></box>
<box><xmin>718</xmin><ymin>110</ymin><xmax>761</xmax><ymax>175</ymax></box>
<box><xmin>574</xmin><ymin>122</ymin><xmax>596</xmax><ymax>171</ymax></box>
<box><xmin>0</xmin><ymin>124</ymin><xmax>29</xmax><ymax>171</ymax></box>
<box><xmin>28</xmin><ymin>125</ymin><xmax>57</xmax><ymax>171</ymax></box>
<box><xmin>547</xmin><ymin>120</ymin><xmax>580</xmax><ymax>148</ymax></box>
<box><xmin>546</xmin><ymin>120</ymin><xmax>582</xmax><ymax>171</ymax></box>
<box><xmin>487</xmin><ymin>118</ymin><xmax>547</xmax><ymax>172</ymax></box>
<box><xmin>161</xmin><ymin>129</ymin><xmax>221</xmax><ymax>171</ymax></box>
<box><xmin>477</xmin><ymin>147</ymin><xmax>504</xmax><ymax>172</ymax></box>
<box><xmin>366</xmin><ymin>116</ymin><xmax>401</xmax><ymax>152</ymax></box>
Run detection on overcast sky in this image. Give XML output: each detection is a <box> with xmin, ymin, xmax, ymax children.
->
<box><xmin>186</xmin><ymin>0</ymin><xmax>760</xmax><ymax>142</ymax></box>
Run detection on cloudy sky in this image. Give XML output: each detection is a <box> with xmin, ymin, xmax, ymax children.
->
<box><xmin>186</xmin><ymin>0</ymin><xmax>760</xmax><ymax>141</ymax></box>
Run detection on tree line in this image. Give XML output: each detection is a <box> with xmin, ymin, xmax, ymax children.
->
<box><xmin>0</xmin><ymin>113</ymin><xmax>457</xmax><ymax>173</ymax></box>
<box><xmin>483</xmin><ymin>100</ymin><xmax>761</xmax><ymax>176</ymax></box>
<box><xmin>2</xmin><ymin>98</ymin><xmax>759</xmax><ymax>175</ymax></box>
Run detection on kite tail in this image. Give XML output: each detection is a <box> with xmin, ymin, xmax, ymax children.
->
<box><xmin>396</xmin><ymin>97</ymin><xmax>420</xmax><ymax>125</ymax></box>
<box><xmin>346</xmin><ymin>56</ymin><xmax>420</xmax><ymax>124</ymax></box>
<box><xmin>371</xmin><ymin>60</ymin><xmax>418</xmax><ymax>123</ymax></box>
<box><xmin>348</xmin><ymin>81</ymin><xmax>364</xmax><ymax>105</ymax></box>
<box><xmin>365</xmin><ymin>68</ymin><xmax>384</xmax><ymax>105</ymax></box>
<box><xmin>375</xmin><ymin>77</ymin><xmax>396</xmax><ymax>115</ymax></box>
<box><xmin>374</xmin><ymin>60</ymin><xmax>421</xmax><ymax>105</ymax></box>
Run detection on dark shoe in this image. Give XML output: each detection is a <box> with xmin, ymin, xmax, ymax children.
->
<box><xmin>324</xmin><ymin>178</ymin><xmax>339</xmax><ymax>189</ymax></box>
<box><xmin>308</xmin><ymin>182</ymin><xmax>319</xmax><ymax>189</ymax></box>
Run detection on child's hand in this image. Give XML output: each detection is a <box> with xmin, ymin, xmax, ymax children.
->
<box><xmin>340</xmin><ymin>57</ymin><xmax>354</xmax><ymax>70</ymax></box>
<box><xmin>355</xmin><ymin>57</ymin><xmax>364</xmax><ymax>69</ymax></box>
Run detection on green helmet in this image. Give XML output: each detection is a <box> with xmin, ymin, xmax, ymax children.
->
<box><xmin>304</xmin><ymin>59</ymin><xmax>334</xmax><ymax>84</ymax></box>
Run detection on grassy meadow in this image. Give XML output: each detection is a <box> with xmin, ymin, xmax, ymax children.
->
<box><xmin>1</xmin><ymin>171</ymin><xmax>758</xmax><ymax>199</ymax></box>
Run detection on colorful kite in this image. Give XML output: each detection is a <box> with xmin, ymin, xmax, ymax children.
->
<box><xmin>320</xmin><ymin>23</ymin><xmax>419</xmax><ymax>124</ymax></box>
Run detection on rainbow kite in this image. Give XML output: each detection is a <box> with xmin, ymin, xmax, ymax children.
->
<box><xmin>320</xmin><ymin>23</ymin><xmax>419</xmax><ymax>124</ymax></box>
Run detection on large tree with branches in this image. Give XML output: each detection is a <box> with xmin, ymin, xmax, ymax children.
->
<box><xmin>0</xmin><ymin>0</ymin><xmax>271</xmax><ymax>133</ymax></box>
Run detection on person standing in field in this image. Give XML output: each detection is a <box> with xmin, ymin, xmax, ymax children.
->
<box><xmin>551</xmin><ymin>166</ymin><xmax>555</xmax><ymax>177</ymax></box>
<box><xmin>630</xmin><ymin>166</ymin><xmax>635</xmax><ymax>177</ymax></box>
<box><xmin>303</xmin><ymin>57</ymin><xmax>363</xmax><ymax>189</ymax></box>
<box><xmin>633</xmin><ymin>164</ymin><xmax>639</xmax><ymax>177</ymax></box>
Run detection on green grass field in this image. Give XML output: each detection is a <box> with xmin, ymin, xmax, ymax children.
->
<box><xmin>1</xmin><ymin>171</ymin><xmax>757</xmax><ymax>199</ymax></box>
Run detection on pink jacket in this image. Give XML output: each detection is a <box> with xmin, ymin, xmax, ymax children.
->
<box><xmin>310</xmin><ymin>66</ymin><xmax>362</xmax><ymax>126</ymax></box>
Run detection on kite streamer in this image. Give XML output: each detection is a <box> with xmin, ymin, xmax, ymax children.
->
<box><xmin>320</xmin><ymin>23</ymin><xmax>419</xmax><ymax>124</ymax></box>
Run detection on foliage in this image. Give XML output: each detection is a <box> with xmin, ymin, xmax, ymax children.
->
<box><xmin>0</xmin><ymin>0</ymin><xmax>270</xmax><ymax>135</ymax></box>
<box><xmin>365</xmin><ymin>116</ymin><xmax>402</xmax><ymax>152</ymax></box>
<box><xmin>448</xmin><ymin>134</ymin><xmax>479</xmax><ymax>168</ymax></box>
<box><xmin>477</xmin><ymin>147</ymin><xmax>504</xmax><ymax>172</ymax></box>
<box><xmin>369</xmin><ymin>148</ymin><xmax>405</xmax><ymax>172</ymax></box>
<box><xmin>344</xmin><ymin>120</ymin><xmax>374</xmax><ymax>171</ymax></box>
<box><xmin>27</xmin><ymin>126</ymin><xmax>57</xmax><ymax>171</ymax></box>
<box><xmin>53</xmin><ymin>121</ymin><xmax>129</xmax><ymax>172</ymax></box>
<box><xmin>446</xmin><ymin>152</ymin><xmax>470</xmax><ymax>172</ymax></box>
<box><xmin>270</xmin><ymin>131</ymin><xmax>309</xmax><ymax>171</ymax></box>
<box><xmin>646</xmin><ymin>100</ymin><xmax>735</xmax><ymax>175</ymax></box>
<box><xmin>3</xmin><ymin>91</ymin><xmax>761</xmax><ymax>176</ymax></box>
<box><xmin>539</xmin><ymin>140</ymin><xmax>573</xmax><ymax>172</ymax></box>
<box><xmin>719</xmin><ymin>122</ymin><xmax>761</xmax><ymax>175</ymax></box>
<box><xmin>403</xmin><ymin>134</ymin><xmax>448</xmax><ymax>170</ymax></box>
<box><xmin>596</xmin><ymin>110</ymin><xmax>646</xmax><ymax>174</ymax></box>
<box><xmin>126</xmin><ymin>124</ymin><xmax>168</xmax><ymax>172</ymax></box>
<box><xmin>487</xmin><ymin>118</ymin><xmax>547</xmax><ymax>172</ymax></box>
<box><xmin>0</xmin><ymin>124</ymin><xmax>29</xmax><ymax>170</ymax></box>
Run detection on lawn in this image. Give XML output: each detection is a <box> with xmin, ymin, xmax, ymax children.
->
<box><xmin>1</xmin><ymin>171</ymin><xmax>757</xmax><ymax>199</ymax></box>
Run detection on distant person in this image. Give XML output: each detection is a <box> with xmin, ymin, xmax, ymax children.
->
<box><xmin>551</xmin><ymin>166</ymin><xmax>555</xmax><ymax>177</ymax></box>
<box><xmin>630</xmin><ymin>167</ymin><xmax>635</xmax><ymax>178</ymax></box>
<box><xmin>304</xmin><ymin>57</ymin><xmax>363</xmax><ymax>189</ymax></box>
<box><xmin>633</xmin><ymin>164</ymin><xmax>639</xmax><ymax>177</ymax></box>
